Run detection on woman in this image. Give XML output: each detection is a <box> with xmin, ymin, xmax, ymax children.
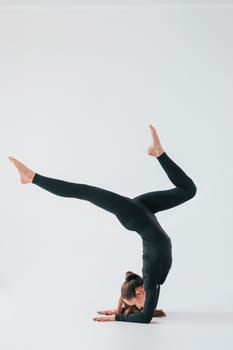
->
<box><xmin>9</xmin><ymin>124</ymin><xmax>197</xmax><ymax>324</ymax></box>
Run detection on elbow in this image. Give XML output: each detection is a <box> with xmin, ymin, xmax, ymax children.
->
<box><xmin>143</xmin><ymin>318</ymin><xmax>152</xmax><ymax>324</ymax></box>
<box><xmin>142</xmin><ymin>314</ymin><xmax>153</xmax><ymax>324</ymax></box>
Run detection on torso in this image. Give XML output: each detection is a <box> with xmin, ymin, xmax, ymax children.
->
<box><xmin>140</xmin><ymin>215</ymin><xmax>173</xmax><ymax>285</ymax></box>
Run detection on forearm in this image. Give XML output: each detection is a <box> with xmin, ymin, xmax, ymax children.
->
<box><xmin>115</xmin><ymin>311</ymin><xmax>152</xmax><ymax>323</ymax></box>
<box><xmin>116</xmin><ymin>296</ymin><xmax>124</xmax><ymax>314</ymax></box>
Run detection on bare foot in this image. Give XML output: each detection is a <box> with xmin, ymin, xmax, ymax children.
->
<box><xmin>8</xmin><ymin>157</ymin><xmax>36</xmax><ymax>184</ymax></box>
<box><xmin>147</xmin><ymin>124</ymin><xmax>165</xmax><ymax>157</ymax></box>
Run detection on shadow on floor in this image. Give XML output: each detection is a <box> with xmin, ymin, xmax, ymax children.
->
<box><xmin>150</xmin><ymin>311</ymin><xmax>233</xmax><ymax>325</ymax></box>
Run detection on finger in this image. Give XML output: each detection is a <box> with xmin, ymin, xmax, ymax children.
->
<box><xmin>98</xmin><ymin>316</ymin><xmax>112</xmax><ymax>322</ymax></box>
<box><xmin>93</xmin><ymin>317</ymin><xmax>103</xmax><ymax>321</ymax></box>
<box><xmin>93</xmin><ymin>317</ymin><xmax>109</xmax><ymax>322</ymax></box>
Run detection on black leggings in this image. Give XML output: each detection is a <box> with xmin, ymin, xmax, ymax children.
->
<box><xmin>32</xmin><ymin>152</ymin><xmax>197</xmax><ymax>235</ymax></box>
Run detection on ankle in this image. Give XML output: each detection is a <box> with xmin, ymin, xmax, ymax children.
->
<box><xmin>155</xmin><ymin>149</ymin><xmax>165</xmax><ymax>158</ymax></box>
<box><xmin>29</xmin><ymin>171</ymin><xmax>36</xmax><ymax>183</ymax></box>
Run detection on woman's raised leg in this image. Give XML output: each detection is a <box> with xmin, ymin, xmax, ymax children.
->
<box><xmin>8</xmin><ymin>156</ymin><xmax>141</xmax><ymax>224</ymax></box>
<box><xmin>132</xmin><ymin>125</ymin><xmax>197</xmax><ymax>213</ymax></box>
<box><xmin>133</xmin><ymin>152</ymin><xmax>197</xmax><ymax>213</ymax></box>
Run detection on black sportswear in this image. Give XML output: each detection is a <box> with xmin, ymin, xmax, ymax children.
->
<box><xmin>32</xmin><ymin>152</ymin><xmax>197</xmax><ymax>323</ymax></box>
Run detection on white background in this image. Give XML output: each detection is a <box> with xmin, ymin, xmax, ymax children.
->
<box><xmin>0</xmin><ymin>1</ymin><xmax>233</xmax><ymax>349</ymax></box>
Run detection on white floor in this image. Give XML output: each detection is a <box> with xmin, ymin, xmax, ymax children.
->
<box><xmin>1</xmin><ymin>310</ymin><xmax>233</xmax><ymax>350</ymax></box>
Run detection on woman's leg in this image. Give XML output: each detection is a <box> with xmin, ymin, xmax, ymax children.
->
<box><xmin>8</xmin><ymin>156</ymin><xmax>144</xmax><ymax>228</ymax></box>
<box><xmin>32</xmin><ymin>173</ymin><xmax>154</xmax><ymax>231</ymax></box>
<box><xmin>32</xmin><ymin>173</ymin><xmax>133</xmax><ymax>217</ymax></box>
<box><xmin>133</xmin><ymin>151</ymin><xmax>197</xmax><ymax>213</ymax></box>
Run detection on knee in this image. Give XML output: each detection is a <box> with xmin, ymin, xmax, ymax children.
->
<box><xmin>187</xmin><ymin>181</ymin><xmax>197</xmax><ymax>199</ymax></box>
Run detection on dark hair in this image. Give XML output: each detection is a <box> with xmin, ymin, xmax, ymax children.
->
<box><xmin>121</xmin><ymin>303</ymin><xmax>166</xmax><ymax>318</ymax></box>
<box><xmin>121</xmin><ymin>271</ymin><xmax>143</xmax><ymax>300</ymax></box>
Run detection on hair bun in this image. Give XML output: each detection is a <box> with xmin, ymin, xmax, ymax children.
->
<box><xmin>125</xmin><ymin>271</ymin><xmax>137</xmax><ymax>282</ymax></box>
<box><xmin>125</xmin><ymin>271</ymin><xmax>134</xmax><ymax>278</ymax></box>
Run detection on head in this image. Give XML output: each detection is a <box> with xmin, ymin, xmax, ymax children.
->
<box><xmin>121</xmin><ymin>271</ymin><xmax>146</xmax><ymax>309</ymax></box>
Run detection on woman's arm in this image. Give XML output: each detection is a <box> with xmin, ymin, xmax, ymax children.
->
<box><xmin>116</xmin><ymin>296</ymin><xmax>124</xmax><ymax>314</ymax></box>
<box><xmin>95</xmin><ymin>289</ymin><xmax>165</xmax><ymax>322</ymax></box>
<box><xmin>115</xmin><ymin>283</ymin><xmax>160</xmax><ymax>324</ymax></box>
<box><xmin>93</xmin><ymin>286</ymin><xmax>162</xmax><ymax>322</ymax></box>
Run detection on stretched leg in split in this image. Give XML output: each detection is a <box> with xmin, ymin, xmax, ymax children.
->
<box><xmin>8</xmin><ymin>157</ymin><xmax>142</xmax><ymax>227</ymax></box>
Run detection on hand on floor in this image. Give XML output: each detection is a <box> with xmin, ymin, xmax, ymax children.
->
<box><xmin>93</xmin><ymin>315</ymin><xmax>116</xmax><ymax>322</ymax></box>
<box><xmin>97</xmin><ymin>309</ymin><xmax>117</xmax><ymax>315</ymax></box>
